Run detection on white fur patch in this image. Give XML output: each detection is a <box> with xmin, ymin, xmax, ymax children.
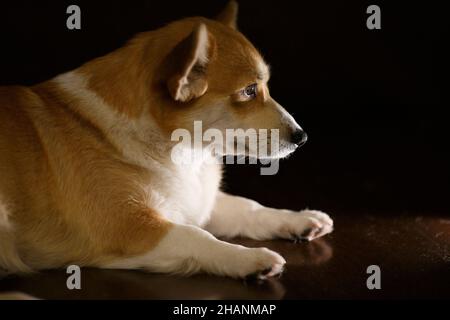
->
<box><xmin>102</xmin><ymin>223</ymin><xmax>285</xmax><ymax>279</ymax></box>
<box><xmin>53</xmin><ymin>72</ymin><xmax>166</xmax><ymax>170</ymax></box>
<box><xmin>206</xmin><ymin>192</ymin><xmax>333</xmax><ymax>241</ymax></box>
<box><xmin>53</xmin><ymin>71</ymin><xmax>221</xmax><ymax>227</ymax></box>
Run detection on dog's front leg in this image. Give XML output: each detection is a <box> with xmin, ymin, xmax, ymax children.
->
<box><xmin>205</xmin><ymin>192</ymin><xmax>333</xmax><ymax>241</ymax></box>
<box><xmin>103</xmin><ymin>223</ymin><xmax>285</xmax><ymax>279</ymax></box>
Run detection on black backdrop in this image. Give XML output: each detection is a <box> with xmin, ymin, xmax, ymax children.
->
<box><xmin>0</xmin><ymin>0</ymin><xmax>448</xmax><ymax>214</ymax></box>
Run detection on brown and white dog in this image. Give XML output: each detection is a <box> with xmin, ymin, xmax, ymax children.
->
<box><xmin>0</xmin><ymin>1</ymin><xmax>333</xmax><ymax>279</ymax></box>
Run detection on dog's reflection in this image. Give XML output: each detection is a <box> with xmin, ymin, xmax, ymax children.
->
<box><xmin>286</xmin><ymin>238</ymin><xmax>334</xmax><ymax>266</ymax></box>
<box><xmin>0</xmin><ymin>269</ymin><xmax>285</xmax><ymax>300</ymax></box>
<box><xmin>234</xmin><ymin>237</ymin><xmax>334</xmax><ymax>267</ymax></box>
<box><xmin>0</xmin><ymin>239</ymin><xmax>333</xmax><ymax>300</ymax></box>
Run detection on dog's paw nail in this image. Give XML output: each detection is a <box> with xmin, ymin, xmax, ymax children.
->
<box><xmin>245</xmin><ymin>264</ymin><xmax>284</xmax><ymax>281</ymax></box>
<box><xmin>261</xmin><ymin>268</ymin><xmax>273</xmax><ymax>276</ymax></box>
<box><xmin>301</xmin><ymin>228</ymin><xmax>313</xmax><ymax>238</ymax></box>
<box><xmin>290</xmin><ymin>234</ymin><xmax>300</xmax><ymax>243</ymax></box>
<box><xmin>314</xmin><ymin>227</ymin><xmax>323</xmax><ymax>237</ymax></box>
<box><xmin>276</xmin><ymin>267</ymin><xmax>285</xmax><ymax>278</ymax></box>
<box><xmin>245</xmin><ymin>272</ymin><xmax>266</xmax><ymax>283</ymax></box>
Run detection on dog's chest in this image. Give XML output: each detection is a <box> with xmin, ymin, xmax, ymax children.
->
<box><xmin>149</xmin><ymin>162</ymin><xmax>222</xmax><ymax>227</ymax></box>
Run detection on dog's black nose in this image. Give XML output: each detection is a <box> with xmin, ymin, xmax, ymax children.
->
<box><xmin>291</xmin><ymin>130</ymin><xmax>308</xmax><ymax>146</ymax></box>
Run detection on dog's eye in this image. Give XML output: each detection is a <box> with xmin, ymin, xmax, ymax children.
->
<box><xmin>241</xmin><ymin>84</ymin><xmax>257</xmax><ymax>100</ymax></box>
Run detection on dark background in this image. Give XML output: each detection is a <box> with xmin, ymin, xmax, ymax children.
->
<box><xmin>0</xmin><ymin>0</ymin><xmax>448</xmax><ymax>215</ymax></box>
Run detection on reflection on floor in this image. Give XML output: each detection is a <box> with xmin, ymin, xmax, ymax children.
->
<box><xmin>1</xmin><ymin>212</ymin><xmax>449</xmax><ymax>299</ymax></box>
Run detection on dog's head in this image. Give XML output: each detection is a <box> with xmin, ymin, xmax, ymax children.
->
<box><xmin>152</xmin><ymin>1</ymin><xmax>306</xmax><ymax>159</ymax></box>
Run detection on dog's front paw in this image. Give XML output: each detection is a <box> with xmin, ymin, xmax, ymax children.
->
<box><xmin>230</xmin><ymin>247</ymin><xmax>286</xmax><ymax>280</ymax></box>
<box><xmin>281</xmin><ymin>210</ymin><xmax>334</xmax><ymax>242</ymax></box>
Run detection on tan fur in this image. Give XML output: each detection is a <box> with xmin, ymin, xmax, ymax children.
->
<box><xmin>216</xmin><ymin>0</ymin><xmax>239</xmax><ymax>29</ymax></box>
<box><xmin>0</xmin><ymin>4</ymin><xmax>300</xmax><ymax>273</ymax></box>
<box><xmin>0</xmin><ymin>199</ymin><xmax>31</xmax><ymax>273</ymax></box>
<box><xmin>0</xmin><ymin>83</ymin><xmax>172</xmax><ymax>271</ymax></box>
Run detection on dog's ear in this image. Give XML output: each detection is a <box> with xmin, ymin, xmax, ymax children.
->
<box><xmin>167</xmin><ymin>24</ymin><xmax>213</xmax><ymax>102</ymax></box>
<box><xmin>216</xmin><ymin>0</ymin><xmax>238</xmax><ymax>30</ymax></box>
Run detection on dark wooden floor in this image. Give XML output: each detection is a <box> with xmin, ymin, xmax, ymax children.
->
<box><xmin>0</xmin><ymin>0</ymin><xmax>448</xmax><ymax>301</ymax></box>
<box><xmin>1</xmin><ymin>211</ymin><xmax>449</xmax><ymax>299</ymax></box>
